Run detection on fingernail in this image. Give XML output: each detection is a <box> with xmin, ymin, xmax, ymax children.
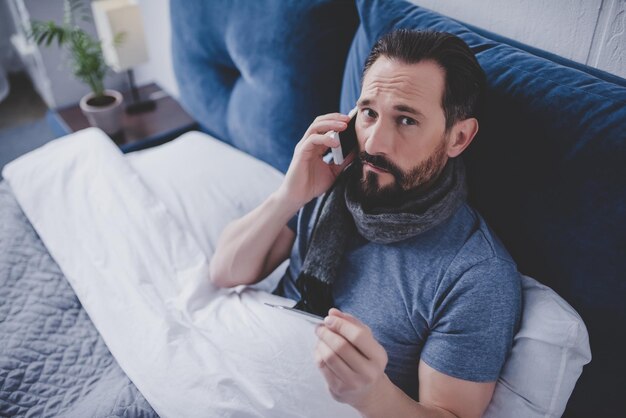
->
<box><xmin>324</xmin><ymin>316</ymin><xmax>335</xmax><ymax>326</ymax></box>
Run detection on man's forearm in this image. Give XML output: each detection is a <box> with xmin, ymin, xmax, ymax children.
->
<box><xmin>356</xmin><ymin>375</ymin><xmax>458</xmax><ymax>418</ymax></box>
<box><xmin>210</xmin><ymin>111</ymin><xmax>353</xmax><ymax>288</ymax></box>
<box><xmin>209</xmin><ymin>188</ymin><xmax>300</xmax><ymax>287</ymax></box>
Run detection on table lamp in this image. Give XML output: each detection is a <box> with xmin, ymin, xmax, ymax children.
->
<box><xmin>92</xmin><ymin>0</ymin><xmax>154</xmax><ymax>114</ymax></box>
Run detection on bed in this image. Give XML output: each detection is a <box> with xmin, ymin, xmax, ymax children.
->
<box><xmin>1</xmin><ymin>0</ymin><xmax>624</xmax><ymax>417</ymax></box>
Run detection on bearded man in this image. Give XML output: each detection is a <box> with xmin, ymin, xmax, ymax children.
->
<box><xmin>210</xmin><ymin>29</ymin><xmax>521</xmax><ymax>418</ymax></box>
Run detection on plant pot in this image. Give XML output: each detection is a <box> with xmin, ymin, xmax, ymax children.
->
<box><xmin>79</xmin><ymin>89</ymin><xmax>124</xmax><ymax>136</ymax></box>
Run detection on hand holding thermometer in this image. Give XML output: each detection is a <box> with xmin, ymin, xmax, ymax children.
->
<box><xmin>329</xmin><ymin>107</ymin><xmax>358</xmax><ymax>165</ymax></box>
<box><xmin>264</xmin><ymin>303</ymin><xmax>325</xmax><ymax>325</ymax></box>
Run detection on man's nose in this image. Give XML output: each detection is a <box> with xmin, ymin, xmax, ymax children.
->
<box><xmin>363</xmin><ymin>120</ymin><xmax>392</xmax><ymax>156</ymax></box>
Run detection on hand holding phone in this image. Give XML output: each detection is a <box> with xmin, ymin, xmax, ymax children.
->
<box><xmin>329</xmin><ymin>107</ymin><xmax>358</xmax><ymax>165</ymax></box>
<box><xmin>280</xmin><ymin>111</ymin><xmax>355</xmax><ymax>208</ymax></box>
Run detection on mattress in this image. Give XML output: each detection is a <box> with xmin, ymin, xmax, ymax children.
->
<box><xmin>0</xmin><ymin>129</ymin><xmax>360</xmax><ymax>418</ymax></box>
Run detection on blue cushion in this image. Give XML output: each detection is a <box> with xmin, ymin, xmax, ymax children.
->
<box><xmin>341</xmin><ymin>1</ymin><xmax>626</xmax><ymax>416</ymax></box>
<box><xmin>170</xmin><ymin>0</ymin><xmax>358</xmax><ymax>172</ymax></box>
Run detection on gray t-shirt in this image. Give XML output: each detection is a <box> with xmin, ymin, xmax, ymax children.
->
<box><xmin>276</xmin><ymin>197</ymin><xmax>522</xmax><ymax>400</ymax></box>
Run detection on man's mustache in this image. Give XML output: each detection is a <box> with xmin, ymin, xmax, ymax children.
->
<box><xmin>358</xmin><ymin>151</ymin><xmax>404</xmax><ymax>180</ymax></box>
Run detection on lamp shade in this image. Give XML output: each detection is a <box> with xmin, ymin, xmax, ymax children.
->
<box><xmin>92</xmin><ymin>0</ymin><xmax>149</xmax><ymax>72</ymax></box>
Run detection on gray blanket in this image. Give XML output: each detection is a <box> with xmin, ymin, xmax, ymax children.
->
<box><xmin>0</xmin><ymin>181</ymin><xmax>158</xmax><ymax>418</ymax></box>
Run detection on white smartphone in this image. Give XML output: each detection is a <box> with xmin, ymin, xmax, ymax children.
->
<box><xmin>330</xmin><ymin>106</ymin><xmax>358</xmax><ymax>165</ymax></box>
<box><xmin>264</xmin><ymin>303</ymin><xmax>325</xmax><ymax>325</ymax></box>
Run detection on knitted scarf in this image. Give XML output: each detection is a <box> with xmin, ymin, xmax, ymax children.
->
<box><xmin>293</xmin><ymin>157</ymin><xmax>468</xmax><ymax>316</ymax></box>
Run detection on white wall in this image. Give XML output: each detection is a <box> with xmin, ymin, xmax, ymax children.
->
<box><xmin>133</xmin><ymin>0</ymin><xmax>625</xmax><ymax>97</ymax></box>
<box><xmin>409</xmin><ymin>0</ymin><xmax>625</xmax><ymax>79</ymax></box>
<box><xmin>0</xmin><ymin>0</ymin><xmax>22</xmax><ymax>72</ymax></box>
<box><xmin>133</xmin><ymin>0</ymin><xmax>178</xmax><ymax>97</ymax></box>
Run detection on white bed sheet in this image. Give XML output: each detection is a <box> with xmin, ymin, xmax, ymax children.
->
<box><xmin>3</xmin><ymin>128</ymin><xmax>359</xmax><ymax>418</ymax></box>
<box><xmin>124</xmin><ymin>131</ymin><xmax>289</xmax><ymax>293</ymax></box>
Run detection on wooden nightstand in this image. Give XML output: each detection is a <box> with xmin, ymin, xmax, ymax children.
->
<box><xmin>47</xmin><ymin>83</ymin><xmax>198</xmax><ymax>153</ymax></box>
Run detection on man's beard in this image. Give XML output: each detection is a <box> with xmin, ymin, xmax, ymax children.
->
<box><xmin>350</xmin><ymin>138</ymin><xmax>449</xmax><ymax>210</ymax></box>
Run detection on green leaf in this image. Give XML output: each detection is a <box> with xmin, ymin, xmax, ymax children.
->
<box><xmin>57</xmin><ymin>29</ymin><xmax>66</xmax><ymax>46</ymax></box>
<box><xmin>44</xmin><ymin>31</ymin><xmax>55</xmax><ymax>46</ymax></box>
<box><xmin>31</xmin><ymin>1</ymin><xmax>110</xmax><ymax>97</ymax></box>
<box><xmin>36</xmin><ymin>31</ymin><xmax>48</xmax><ymax>45</ymax></box>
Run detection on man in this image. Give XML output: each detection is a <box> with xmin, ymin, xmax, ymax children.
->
<box><xmin>210</xmin><ymin>29</ymin><xmax>521</xmax><ymax>418</ymax></box>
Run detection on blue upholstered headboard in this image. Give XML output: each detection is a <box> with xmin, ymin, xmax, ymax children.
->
<box><xmin>170</xmin><ymin>1</ymin><xmax>626</xmax><ymax>416</ymax></box>
<box><xmin>170</xmin><ymin>0</ymin><xmax>359</xmax><ymax>172</ymax></box>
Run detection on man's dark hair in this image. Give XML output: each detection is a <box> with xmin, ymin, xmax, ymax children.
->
<box><xmin>363</xmin><ymin>29</ymin><xmax>486</xmax><ymax>131</ymax></box>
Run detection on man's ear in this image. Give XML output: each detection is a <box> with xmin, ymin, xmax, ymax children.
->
<box><xmin>446</xmin><ymin>118</ymin><xmax>479</xmax><ymax>158</ymax></box>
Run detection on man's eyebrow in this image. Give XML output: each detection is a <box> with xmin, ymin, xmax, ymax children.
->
<box><xmin>357</xmin><ymin>99</ymin><xmax>423</xmax><ymax>118</ymax></box>
<box><xmin>394</xmin><ymin>104</ymin><xmax>423</xmax><ymax>117</ymax></box>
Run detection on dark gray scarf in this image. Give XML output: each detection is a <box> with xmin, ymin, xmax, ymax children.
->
<box><xmin>293</xmin><ymin>158</ymin><xmax>468</xmax><ymax>316</ymax></box>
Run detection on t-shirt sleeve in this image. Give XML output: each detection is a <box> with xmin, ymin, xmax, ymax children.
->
<box><xmin>420</xmin><ymin>257</ymin><xmax>522</xmax><ymax>382</ymax></box>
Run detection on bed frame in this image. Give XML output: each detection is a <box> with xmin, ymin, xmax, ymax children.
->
<box><xmin>170</xmin><ymin>1</ymin><xmax>626</xmax><ymax>416</ymax></box>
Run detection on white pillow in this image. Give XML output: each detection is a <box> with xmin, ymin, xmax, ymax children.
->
<box><xmin>126</xmin><ymin>131</ymin><xmax>288</xmax><ymax>291</ymax></box>
<box><xmin>484</xmin><ymin>275</ymin><xmax>591</xmax><ymax>418</ymax></box>
<box><xmin>127</xmin><ymin>132</ymin><xmax>591</xmax><ymax>417</ymax></box>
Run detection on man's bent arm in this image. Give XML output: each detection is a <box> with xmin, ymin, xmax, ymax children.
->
<box><xmin>210</xmin><ymin>112</ymin><xmax>353</xmax><ymax>288</ymax></box>
<box><xmin>316</xmin><ymin>310</ymin><xmax>494</xmax><ymax>418</ymax></box>
<box><xmin>209</xmin><ymin>188</ymin><xmax>299</xmax><ymax>287</ymax></box>
<box><xmin>356</xmin><ymin>362</ymin><xmax>495</xmax><ymax>418</ymax></box>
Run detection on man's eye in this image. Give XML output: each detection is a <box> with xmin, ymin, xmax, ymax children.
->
<box><xmin>363</xmin><ymin>108</ymin><xmax>377</xmax><ymax>119</ymax></box>
<box><xmin>399</xmin><ymin>116</ymin><xmax>417</xmax><ymax>126</ymax></box>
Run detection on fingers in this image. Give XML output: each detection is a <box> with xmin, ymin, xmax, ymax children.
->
<box><xmin>306</xmin><ymin>120</ymin><xmax>348</xmax><ymax>137</ymax></box>
<box><xmin>314</xmin><ymin>309</ymin><xmax>390</xmax><ymax>407</ymax></box>
<box><xmin>329</xmin><ymin>308</ymin><xmax>359</xmax><ymax>324</ymax></box>
<box><xmin>295</xmin><ymin>134</ymin><xmax>340</xmax><ymax>159</ymax></box>
<box><xmin>317</xmin><ymin>359</ymin><xmax>341</xmax><ymax>388</ymax></box>
<box><xmin>316</xmin><ymin>325</ymin><xmax>371</xmax><ymax>375</ymax></box>
<box><xmin>296</xmin><ymin>112</ymin><xmax>355</xmax><ymax>160</ymax></box>
<box><xmin>294</xmin><ymin>132</ymin><xmax>333</xmax><ymax>154</ymax></box>
<box><xmin>303</xmin><ymin>113</ymin><xmax>351</xmax><ymax>138</ymax></box>
<box><xmin>314</xmin><ymin>113</ymin><xmax>352</xmax><ymax>123</ymax></box>
<box><xmin>308</xmin><ymin>133</ymin><xmax>339</xmax><ymax>149</ymax></box>
<box><xmin>315</xmin><ymin>337</ymin><xmax>356</xmax><ymax>381</ymax></box>
<box><xmin>324</xmin><ymin>310</ymin><xmax>386</xmax><ymax>363</ymax></box>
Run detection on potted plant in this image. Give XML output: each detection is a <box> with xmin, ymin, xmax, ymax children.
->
<box><xmin>30</xmin><ymin>0</ymin><xmax>125</xmax><ymax>135</ymax></box>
